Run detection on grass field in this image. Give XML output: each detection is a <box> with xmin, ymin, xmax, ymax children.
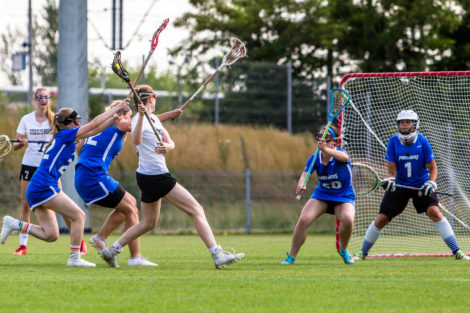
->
<box><xmin>0</xmin><ymin>234</ymin><xmax>469</xmax><ymax>313</ymax></box>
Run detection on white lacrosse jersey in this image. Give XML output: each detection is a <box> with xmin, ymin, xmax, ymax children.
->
<box><xmin>131</xmin><ymin>112</ymin><xmax>169</xmax><ymax>175</ymax></box>
<box><xmin>16</xmin><ymin>112</ymin><xmax>52</xmax><ymax>167</ymax></box>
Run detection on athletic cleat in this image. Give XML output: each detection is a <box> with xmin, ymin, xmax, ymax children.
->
<box><xmin>1</xmin><ymin>216</ymin><xmax>20</xmax><ymax>244</ymax></box>
<box><xmin>128</xmin><ymin>256</ymin><xmax>158</xmax><ymax>267</ymax></box>
<box><xmin>89</xmin><ymin>234</ymin><xmax>108</xmax><ymax>254</ymax></box>
<box><xmin>353</xmin><ymin>251</ymin><xmax>366</xmax><ymax>260</ymax></box>
<box><xmin>13</xmin><ymin>245</ymin><xmax>27</xmax><ymax>255</ymax></box>
<box><xmin>66</xmin><ymin>252</ymin><xmax>96</xmax><ymax>267</ymax></box>
<box><xmin>80</xmin><ymin>239</ymin><xmax>88</xmax><ymax>255</ymax></box>
<box><xmin>281</xmin><ymin>252</ymin><xmax>295</xmax><ymax>265</ymax></box>
<box><xmin>100</xmin><ymin>247</ymin><xmax>120</xmax><ymax>268</ymax></box>
<box><xmin>339</xmin><ymin>249</ymin><xmax>354</xmax><ymax>265</ymax></box>
<box><xmin>455</xmin><ymin>250</ymin><xmax>470</xmax><ymax>260</ymax></box>
<box><xmin>212</xmin><ymin>246</ymin><xmax>244</xmax><ymax>269</ymax></box>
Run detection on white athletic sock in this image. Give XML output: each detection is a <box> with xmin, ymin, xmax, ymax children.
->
<box><xmin>19</xmin><ymin>233</ymin><xmax>28</xmax><ymax>246</ymax></box>
<box><xmin>434</xmin><ymin>217</ymin><xmax>460</xmax><ymax>254</ymax></box>
<box><xmin>361</xmin><ymin>221</ymin><xmax>382</xmax><ymax>255</ymax></box>
<box><xmin>111</xmin><ymin>241</ymin><xmax>123</xmax><ymax>252</ymax></box>
<box><xmin>209</xmin><ymin>245</ymin><xmax>219</xmax><ymax>255</ymax></box>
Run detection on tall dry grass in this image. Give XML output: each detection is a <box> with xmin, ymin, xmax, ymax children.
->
<box><xmin>1</xmin><ymin>111</ymin><xmax>315</xmax><ymax>171</ymax></box>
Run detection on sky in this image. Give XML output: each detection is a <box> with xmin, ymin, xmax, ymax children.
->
<box><xmin>0</xmin><ymin>0</ymin><xmax>193</xmax><ymax>86</ymax></box>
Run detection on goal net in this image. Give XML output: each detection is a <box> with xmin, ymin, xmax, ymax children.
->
<box><xmin>339</xmin><ymin>71</ymin><xmax>470</xmax><ymax>257</ymax></box>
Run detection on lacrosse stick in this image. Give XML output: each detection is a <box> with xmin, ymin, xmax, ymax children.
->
<box><xmin>0</xmin><ymin>135</ymin><xmax>49</xmax><ymax>161</ymax></box>
<box><xmin>111</xmin><ymin>51</ymin><xmax>162</xmax><ymax>144</ymax></box>
<box><xmin>350</xmin><ymin>162</ymin><xmax>453</xmax><ymax>197</ymax></box>
<box><xmin>179</xmin><ymin>37</ymin><xmax>247</xmax><ymax>110</ymax></box>
<box><xmin>297</xmin><ymin>88</ymin><xmax>350</xmax><ymax>200</ymax></box>
<box><xmin>129</xmin><ymin>18</ymin><xmax>169</xmax><ymax>97</ymax></box>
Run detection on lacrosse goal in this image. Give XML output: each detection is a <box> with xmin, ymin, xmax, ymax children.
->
<box><xmin>339</xmin><ymin>71</ymin><xmax>470</xmax><ymax>257</ymax></box>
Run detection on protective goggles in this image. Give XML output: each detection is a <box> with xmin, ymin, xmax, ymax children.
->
<box><xmin>35</xmin><ymin>95</ymin><xmax>50</xmax><ymax>101</ymax></box>
<box><xmin>63</xmin><ymin>111</ymin><xmax>82</xmax><ymax>126</ymax></box>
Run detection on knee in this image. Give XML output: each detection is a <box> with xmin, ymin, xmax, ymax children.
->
<box><xmin>297</xmin><ymin>216</ymin><xmax>312</xmax><ymax>229</ymax></box>
<box><xmin>142</xmin><ymin>219</ymin><xmax>156</xmax><ymax>231</ymax></box>
<box><xmin>375</xmin><ymin>215</ymin><xmax>389</xmax><ymax>229</ymax></box>
<box><xmin>44</xmin><ymin>231</ymin><xmax>59</xmax><ymax>242</ymax></box>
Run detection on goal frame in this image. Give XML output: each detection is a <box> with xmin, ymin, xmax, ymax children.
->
<box><xmin>335</xmin><ymin>70</ymin><xmax>470</xmax><ymax>258</ymax></box>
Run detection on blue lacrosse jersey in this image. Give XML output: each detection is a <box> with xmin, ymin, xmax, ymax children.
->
<box><xmin>75</xmin><ymin>125</ymin><xmax>125</xmax><ymax>204</ymax></box>
<box><xmin>77</xmin><ymin>125</ymin><xmax>124</xmax><ymax>172</ymax></box>
<box><xmin>26</xmin><ymin>128</ymin><xmax>79</xmax><ymax>208</ymax></box>
<box><xmin>304</xmin><ymin>148</ymin><xmax>355</xmax><ymax>203</ymax></box>
<box><xmin>385</xmin><ymin>133</ymin><xmax>434</xmax><ymax>187</ymax></box>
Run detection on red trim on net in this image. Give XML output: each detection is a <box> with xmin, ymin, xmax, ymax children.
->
<box><xmin>339</xmin><ymin>70</ymin><xmax>470</xmax><ymax>88</ymax></box>
<box><xmin>367</xmin><ymin>253</ymin><xmax>470</xmax><ymax>258</ymax></box>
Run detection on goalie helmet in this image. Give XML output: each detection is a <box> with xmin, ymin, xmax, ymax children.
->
<box><xmin>396</xmin><ymin>109</ymin><xmax>419</xmax><ymax>144</ymax></box>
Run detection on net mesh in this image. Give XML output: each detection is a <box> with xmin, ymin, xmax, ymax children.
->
<box><xmin>350</xmin><ymin>163</ymin><xmax>380</xmax><ymax>197</ymax></box>
<box><xmin>0</xmin><ymin>135</ymin><xmax>12</xmax><ymax>160</ymax></box>
<box><xmin>340</xmin><ymin>72</ymin><xmax>470</xmax><ymax>256</ymax></box>
<box><xmin>331</xmin><ymin>89</ymin><xmax>348</xmax><ymax>116</ymax></box>
<box><xmin>223</xmin><ymin>38</ymin><xmax>247</xmax><ymax>66</ymax></box>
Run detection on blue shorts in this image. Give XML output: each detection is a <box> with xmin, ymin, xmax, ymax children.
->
<box><xmin>26</xmin><ymin>184</ymin><xmax>60</xmax><ymax>210</ymax></box>
<box><xmin>75</xmin><ymin>165</ymin><xmax>119</xmax><ymax>205</ymax></box>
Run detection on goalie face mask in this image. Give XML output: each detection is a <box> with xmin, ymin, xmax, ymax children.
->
<box><xmin>396</xmin><ymin>110</ymin><xmax>419</xmax><ymax>144</ymax></box>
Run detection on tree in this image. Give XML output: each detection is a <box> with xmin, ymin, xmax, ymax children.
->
<box><xmin>34</xmin><ymin>0</ymin><xmax>59</xmax><ymax>86</ymax></box>
<box><xmin>0</xmin><ymin>27</ymin><xmax>26</xmax><ymax>85</ymax></box>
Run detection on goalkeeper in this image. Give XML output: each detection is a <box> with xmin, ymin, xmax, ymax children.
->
<box><xmin>355</xmin><ymin>109</ymin><xmax>469</xmax><ymax>260</ymax></box>
<box><xmin>282</xmin><ymin>125</ymin><xmax>356</xmax><ymax>265</ymax></box>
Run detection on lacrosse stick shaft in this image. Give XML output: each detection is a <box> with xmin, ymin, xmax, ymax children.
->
<box><xmin>126</xmin><ymin>82</ymin><xmax>163</xmax><ymax>144</ymax></box>
<box><xmin>127</xmin><ymin>53</ymin><xmax>153</xmax><ymax>99</ymax></box>
<box><xmin>393</xmin><ymin>183</ymin><xmax>453</xmax><ymax>196</ymax></box>
<box><xmin>296</xmin><ymin>120</ymin><xmax>333</xmax><ymax>200</ymax></box>
<box><xmin>179</xmin><ymin>68</ymin><xmax>221</xmax><ymax>110</ymax></box>
<box><xmin>10</xmin><ymin>140</ymin><xmax>48</xmax><ymax>143</ymax></box>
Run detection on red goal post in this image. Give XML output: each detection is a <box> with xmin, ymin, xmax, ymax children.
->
<box><xmin>336</xmin><ymin>71</ymin><xmax>470</xmax><ymax>257</ymax></box>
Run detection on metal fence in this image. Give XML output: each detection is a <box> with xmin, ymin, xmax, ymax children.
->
<box><xmin>0</xmin><ymin>169</ymin><xmax>338</xmax><ymax>234</ymax></box>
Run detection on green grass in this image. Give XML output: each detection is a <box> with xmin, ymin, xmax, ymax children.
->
<box><xmin>0</xmin><ymin>234</ymin><xmax>469</xmax><ymax>313</ymax></box>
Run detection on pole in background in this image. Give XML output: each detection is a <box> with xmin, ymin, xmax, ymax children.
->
<box><xmin>58</xmin><ymin>0</ymin><xmax>90</xmax><ymax>233</ymax></box>
<box><xmin>240</xmin><ymin>136</ymin><xmax>251</xmax><ymax>234</ymax></box>
<box><xmin>27</xmin><ymin>0</ymin><xmax>33</xmax><ymax>106</ymax></box>
<box><xmin>118</xmin><ymin>0</ymin><xmax>123</xmax><ymax>49</ymax></box>
<box><xmin>111</xmin><ymin>0</ymin><xmax>116</xmax><ymax>50</ymax></box>
<box><xmin>326</xmin><ymin>75</ymin><xmax>331</xmax><ymax>121</ymax></box>
<box><xmin>214</xmin><ymin>58</ymin><xmax>220</xmax><ymax>128</ymax></box>
<box><xmin>287</xmin><ymin>61</ymin><xmax>292</xmax><ymax>134</ymax></box>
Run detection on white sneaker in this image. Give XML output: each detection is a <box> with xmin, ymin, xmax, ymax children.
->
<box><xmin>128</xmin><ymin>256</ymin><xmax>158</xmax><ymax>267</ymax></box>
<box><xmin>101</xmin><ymin>247</ymin><xmax>120</xmax><ymax>268</ymax></box>
<box><xmin>66</xmin><ymin>252</ymin><xmax>96</xmax><ymax>267</ymax></box>
<box><xmin>89</xmin><ymin>234</ymin><xmax>107</xmax><ymax>253</ymax></box>
<box><xmin>212</xmin><ymin>245</ymin><xmax>245</xmax><ymax>269</ymax></box>
<box><xmin>1</xmin><ymin>216</ymin><xmax>20</xmax><ymax>244</ymax></box>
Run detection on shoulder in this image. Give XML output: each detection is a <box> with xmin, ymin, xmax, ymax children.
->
<box><xmin>19</xmin><ymin>112</ymin><xmax>34</xmax><ymax>123</ymax></box>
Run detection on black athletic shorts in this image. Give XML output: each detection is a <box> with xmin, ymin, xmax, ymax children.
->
<box><xmin>323</xmin><ymin>200</ymin><xmax>345</xmax><ymax>215</ymax></box>
<box><xmin>94</xmin><ymin>184</ymin><xmax>126</xmax><ymax>208</ymax></box>
<box><xmin>136</xmin><ymin>172</ymin><xmax>177</xmax><ymax>203</ymax></box>
<box><xmin>19</xmin><ymin>164</ymin><xmax>38</xmax><ymax>181</ymax></box>
<box><xmin>379</xmin><ymin>188</ymin><xmax>439</xmax><ymax>221</ymax></box>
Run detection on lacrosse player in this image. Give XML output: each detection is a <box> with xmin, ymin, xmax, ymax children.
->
<box><xmin>282</xmin><ymin>125</ymin><xmax>356</xmax><ymax>265</ymax></box>
<box><xmin>75</xmin><ymin>100</ymin><xmax>181</xmax><ymax>267</ymax></box>
<box><xmin>12</xmin><ymin>88</ymin><xmax>87</xmax><ymax>256</ymax></box>
<box><xmin>355</xmin><ymin>109</ymin><xmax>469</xmax><ymax>260</ymax></box>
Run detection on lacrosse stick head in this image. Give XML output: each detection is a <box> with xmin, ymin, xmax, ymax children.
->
<box><xmin>111</xmin><ymin>51</ymin><xmax>131</xmax><ymax>83</ymax></box>
<box><xmin>222</xmin><ymin>37</ymin><xmax>247</xmax><ymax>66</ymax></box>
<box><xmin>151</xmin><ymin>18</ymin><xmax>169</xmax><ymax>50</ymax></box>
<box><xmin>0</xmin><ymin>135</ymin><xmax>12</xmax><ymax>160</ymax></box>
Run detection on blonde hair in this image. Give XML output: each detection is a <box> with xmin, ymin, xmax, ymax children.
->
<box><xmin>44</xmin><ymin>108</ymin><xmax>75</xmax><ymax>152</ymax></box>
<box><xmin>34</xmin><ymin>87</ymin><xmax>54</xmax><ymax>126</ymax></box>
